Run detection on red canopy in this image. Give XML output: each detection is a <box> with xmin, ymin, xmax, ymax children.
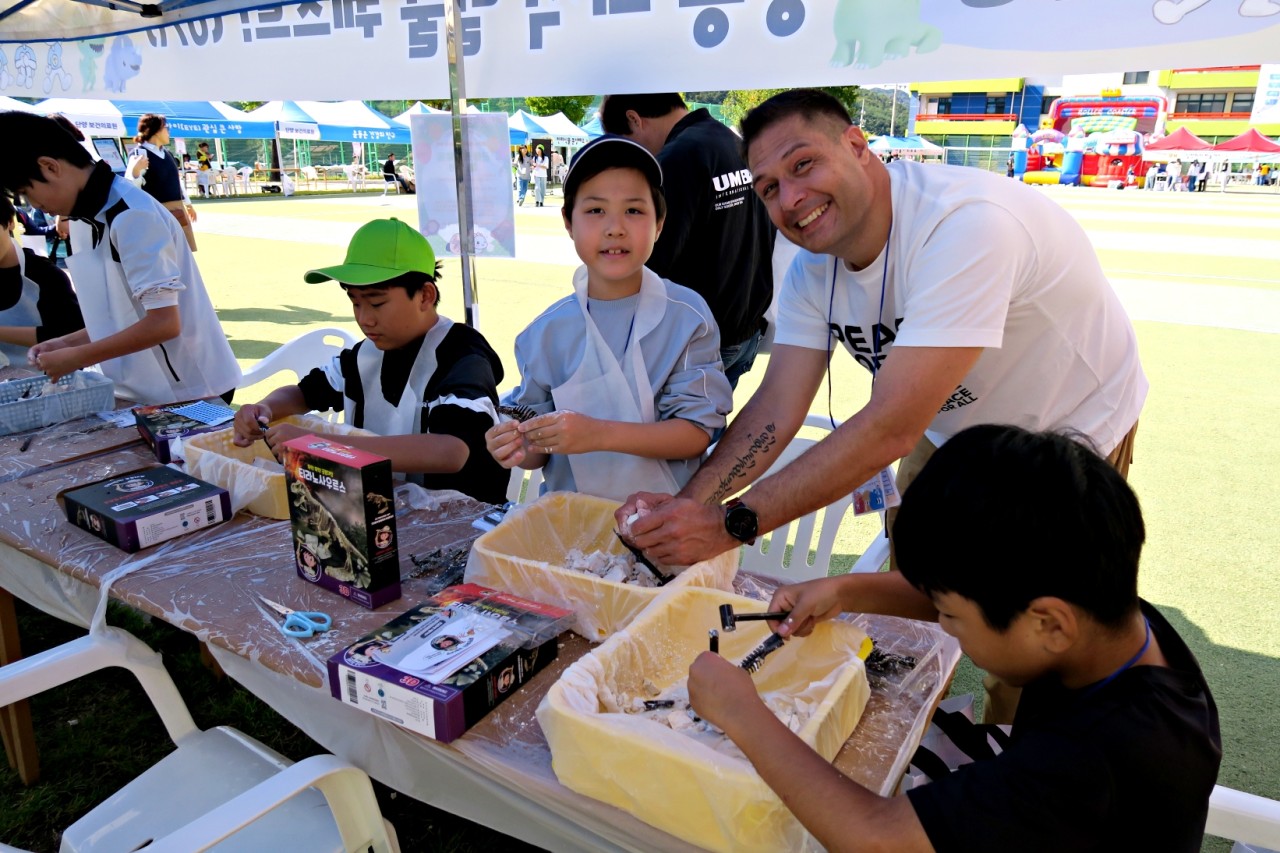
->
<box><xmin>1146</xmin><ymin>127</ymin><xmax>1212</xmax><ymax>151</ymax></box>
<box><xmin>1212</xmin><ymin>128</ymin><xmax>1280</xmax><ymax>153</ymax></box>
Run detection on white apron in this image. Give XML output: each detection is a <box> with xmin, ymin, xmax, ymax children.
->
<box><xmin>553</xmin><ymin>267</ymin><xmax>680</xmax><ymax>502</ymax></box>
<box><xmin>0</xmin><ymin>238</ymin><xmax>42</xmax><ymax>364</ymax></box>
<box><xmin>346</xmin><ymin>317</ymin><xmax>454</xmax><ymax>486</ymax></box>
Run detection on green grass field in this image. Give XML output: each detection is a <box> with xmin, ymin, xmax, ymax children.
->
<box><xmin>3</xmin><ymin>184</ymin><xmax>1276</xmax><ymax>850</ymax></box>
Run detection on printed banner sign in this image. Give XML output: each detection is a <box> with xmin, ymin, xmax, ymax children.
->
<box><xmin>0</xmin><ymin>1</ymin><xmax>1276</xmax><ymax>101</ymax></box>
<box><xmin>412</xmin><ymin>113</ymin><xmax>516</xmax><ymax>260</ymax></box>
<box><xmin>1252</xmin><ymin>64</ymin><xmax>1280</xmax><ymax>126</ymax></box>
<box><xmin>277</xmin><ymin>120</ymin><xmax>320</xmax><ymax>140</ymax></box>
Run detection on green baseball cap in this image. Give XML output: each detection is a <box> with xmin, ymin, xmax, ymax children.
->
<box><xmin>304</xmin><ymin>218</ymin><xmax>436</xmax><ymax>285</ymax></box>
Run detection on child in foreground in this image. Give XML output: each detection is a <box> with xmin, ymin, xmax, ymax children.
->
<box><xmin>687</xmin><ymin>424</ymin><xmax>1221</xmax><ymax>852</ymax></box>
<box><xmin>232</xmin><ymin>218</ymin><xmax>509</xmax><ymax>506</ymax></box>
<box><xmin>0</xmin><ymin>111</ymin><xmax>240</xmax><ymax>404</ymax></box>
<box><xmin>486</xmin><ymin>135</ymin><xmax>731</xmax><ymax>503</ymax></box>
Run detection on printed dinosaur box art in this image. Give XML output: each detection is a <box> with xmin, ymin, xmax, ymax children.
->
<box><xmin>281</xmin><ymin>435</ymin><xmax>401</xmax><ymax>609</ymax></box>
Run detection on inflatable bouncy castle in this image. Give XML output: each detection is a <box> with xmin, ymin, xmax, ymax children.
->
<box><xmin>1013</xmin><ymin>94</ymin><xmax>1164</xmax><ymax>187</ymax></box>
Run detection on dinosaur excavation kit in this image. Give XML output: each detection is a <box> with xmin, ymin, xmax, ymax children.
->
<box><xmin>281</xmin><ymin>435</ymin><xmax>401</xmax><ymax>608</ymax></box>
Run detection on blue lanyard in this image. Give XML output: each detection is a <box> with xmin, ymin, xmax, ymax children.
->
<box><xmin>825</xmin><ymin>220</ymin><xmax>893</xmax><ymax>427</ymax></box>
<box><xmin>1081</xmin><ymin>616</ymin><xmax>1151</xmax><ymax>699</ymax></box>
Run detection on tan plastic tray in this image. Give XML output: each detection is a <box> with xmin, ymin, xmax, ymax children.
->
<box><xmin>537</xmin><ymin>586</ymin><xmax>872</xmax><ymax>852</ymax></box>
<box><xmin>184</xmin><ymin>414</ymin><xmax>372</xmax><ymax>519</ymax></box>
<box><xmin>465</xmin><ymin>492</ymin><xmax>737</xmax><ymax>641</ymax></box>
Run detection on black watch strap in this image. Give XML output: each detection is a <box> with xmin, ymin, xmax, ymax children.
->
<box><xmin>724</xmin><ymin>498</ymin><xmax>759</xmax><ymax>546</ymax></box>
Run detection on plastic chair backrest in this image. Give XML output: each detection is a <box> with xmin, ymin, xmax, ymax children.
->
<box><xmin>737</xmin><ymin>413</ymin><xmax>890</xmax><ymax>581</ymax></box>
<box><xmin>0</xmin><ymin>627</ymin><xmax>399</xmax><ymax>853</ymax></box>
<box><xmin>506</xmin><ymin>466</ymin><xmax>545</xmax><ymax>505</ymax></box>
<box><xmin>239</xmin><ymin>328</ymin><xmax>358</xmax><ymax>423</ymax></box>
<box><xmin>1205</xmin><ymin>785</ymin><xmax>1280</xmax><ymax>851</ymax></box>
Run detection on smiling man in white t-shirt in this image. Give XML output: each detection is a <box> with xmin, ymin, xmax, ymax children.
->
<box><xmin>618</xmin><ymin>88</ymin><xmax>1147</xmax><ymax>668</ymax></box>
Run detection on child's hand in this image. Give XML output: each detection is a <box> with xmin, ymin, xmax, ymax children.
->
<box><xmin>518</xmin><ymin>410</ymin><xmax>596</xmax><ymax>456</ymax></box>
<box><xmin>485</xmin><ymin>420</ymin><xmax>530</xmax><ymax>468</ymax></box>
<box><xmin>30</xmin><ymin>343</ymin><xmax>83</xmax><ymax>382</ymax></box>
<box><xmin>771</xmin><ymin>577</ymin><xmax>847</xmax><ymax>639</ymax></box>
<box><xmin>232</xmin><ymin>403</ymin><xmax>272</xmax><ymax>447</ymax></box>
<box><xmin>263</xmin><ymin>422</ymin><xmax>306</xmax><ymax>457</ymax></box>
<box><xmin>688</xmin><ymin>651</ymin><xmax>761</xmax><ymax>734</ymax></box>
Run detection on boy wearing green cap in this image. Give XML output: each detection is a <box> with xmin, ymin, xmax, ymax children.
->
<box><xmin>232</xmin><ymin>217</ymin><xmax>509</xmax><ymax>505</ymax></box>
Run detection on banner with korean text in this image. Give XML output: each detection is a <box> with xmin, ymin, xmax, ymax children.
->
<box><xmin>0</xmin><ymin>1</ymin><xmax>1276</xmax><ymax>101</ymax></box>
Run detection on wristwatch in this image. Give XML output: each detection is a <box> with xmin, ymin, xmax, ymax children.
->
<box><xmin>723</xmin><ymin>498</ymin><xmax>759</xmax><ymax>546</ymax></box>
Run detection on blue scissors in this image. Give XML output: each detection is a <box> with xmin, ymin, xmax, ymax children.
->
<box><xmin>259</xmin><ymin>596</ymin><xmax>332</xmax><ymax>638</ymax></box>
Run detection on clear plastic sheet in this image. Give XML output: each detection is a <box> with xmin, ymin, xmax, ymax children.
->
<box><xmin>0</xmin><ymin>442</ymin><xmax>958</xmax><ymax>852</ymax></box>
<box><xmin>0</xmin><ymin>410</ymin><xmax>140</xmax><ymax>485</ymax></box>
<box><xmin>466</xmin><ymin>492</ymin><xmax>738</xmax><ymax>641</ymax></box>
<box><xmin>184</xmin><ymin>414</ymin><xmax>374</xmax><ymax>518</ymax></box>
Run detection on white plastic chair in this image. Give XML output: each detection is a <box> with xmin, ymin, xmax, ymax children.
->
<box><xmin>239</xmin><ymin>328</ymin><xmax>358</xmax><ymax>423</ymax></box>
<box><xmin>301</xmin><ymin>166</ymin><xmax>320</xmax><ymax>190</ymax></box>
<box><xmin>1205</xmin><ymin>785</ymin><xmax>1280</xmax><ymax>851</ymax></box>
<box><xmin>345</xmin><ymin>164</ymin><xmax>366</xmax><ymax>192</ymax></box>
<box><xmin>0</xmin><ymin>626</ymin><xmax>399</xmax><ymax>853</ymax></box>
<box><xmin>380</xmin><ymin>173</ymin><xmax>401</xmax><ymax>197</ymax></box>
<box><xmin>238</xmin><ymin>166</ymin><xmax>254</xmax><ymax>193</ymax></box>
<box><xmin>738</xmin><ymin>413</ymin><xmax>891</xmax><ymax>582</ymax></box>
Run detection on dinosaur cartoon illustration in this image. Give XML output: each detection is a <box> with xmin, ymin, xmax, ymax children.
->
<box><xmin>1153</xmin><ymin>0</ymin><xmax>1280</xmax><ymax>23</ymax></box>
<box><xmin>0</xmin><ymin>50</ymin><xmax>11</xmax><ymax>90</ymax></box>
<box><xmin>103</xmin><ymin>35</ymin><xmax>141</xmax><ymax>93</ymax></box>
<box><xmin>13</xmin><ymin>44</ymin><xmax>37</xmax><ymax>90</ymax></box>
<box><xmin>79</xmin><ymin>39</ymin><xmax>105</xmax><ymax>91</ymax></box>
<box><xmin>830</xmin><ymin>0</ymin><xmax>942</xmax><ymax>70</ymax></box>
<box><xmin>43</xmin><ymin>43</ymin><xmax>73</xmax><ymax>94</ymax></box>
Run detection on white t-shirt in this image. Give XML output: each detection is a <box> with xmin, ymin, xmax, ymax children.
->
<box><xmin>775</xmin><ymin>161</ymin><xmax>1146</xmax><ymax>455</ymax></box>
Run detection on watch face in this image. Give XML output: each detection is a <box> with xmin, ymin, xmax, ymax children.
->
<box><xmin>725</xmin><ymin>501</ymin><xmax>758</xmax><ymax>544</ymax></box>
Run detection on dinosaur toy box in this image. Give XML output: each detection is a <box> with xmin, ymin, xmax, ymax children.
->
<box><xmin>281</xmin><ymin>435</ymin><xmax>400</xmax><ymax>609</ymax></box>
<box><xmin>60</xmin><ymin>465</ymin><xmax>231</xmax><ymax>553</ymax></box>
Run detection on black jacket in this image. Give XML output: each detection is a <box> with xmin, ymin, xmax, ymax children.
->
<box><xmin>647</xmin><ymin>109</ymin><xmax>774</xmax><ymax>347</ymax></box>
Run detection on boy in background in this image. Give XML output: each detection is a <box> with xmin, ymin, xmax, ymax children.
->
<box><xmin>233</xmin><ymin>217</ymin><xmax>509</xmax><ymax>506</ymax></box>
<box><xmin>486</xmin><ymin>136</ymin><xmax>731</xmax><ymax>503</ymax></box>
<box><xmin>0</xmin><ymin>111</ymin><xmax>240</xmax><ymax>404</ymax></box>
<box><xmin>0</xmin><ymin>194</ymin><xmax>84</xmax><ymax>364</ymax></box>
<box><xmin>688</xmin><ymin>425</ymin><xmax>1220</xmax><ymax>852</ymax></box>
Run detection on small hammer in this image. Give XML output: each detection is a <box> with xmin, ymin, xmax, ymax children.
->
<box><xmin>719</xmin><ymin>603</ymin><xmax>790</xmax><ymax>633</ymax></box>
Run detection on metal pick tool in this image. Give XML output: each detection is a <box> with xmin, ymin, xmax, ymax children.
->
<box><xmin>708</xmin><ymin>629</ymin><xmax>719</xmax><ymax>655</ymax></box>
<box><xmin>719</xmin><ymin>603</ymin><xmax>790</xmax><ymax>633</ymax></box>
<box><xmin>613</xmin><ymin>531</ymin><xmax>673</xmax><ymax>586</ymax></box>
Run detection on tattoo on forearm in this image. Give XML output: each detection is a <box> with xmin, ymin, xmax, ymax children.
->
<box><xmin>709</xmin><ymin>423</ymin><xmax>777</xmax><ymax>503</ymax></box>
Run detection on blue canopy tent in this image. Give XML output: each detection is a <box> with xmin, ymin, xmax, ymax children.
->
<box><xmin>114</xmin><ymin>99</ymin><xmax>276</xmax><ymax>139</ymax></box>
<box><xmin>394</xmin><ymin>101</ymin><xmax>528</xmax><ymax>145</ymax></box>
<box><xmin>579</xmin><ymin>115</ymin><xmax>604</xmax><ymax>139</ymax></box>
<box><xmin>245</xmin><ymin>100</ymin><xmax>408</xmax><ymax>144</ymax></box>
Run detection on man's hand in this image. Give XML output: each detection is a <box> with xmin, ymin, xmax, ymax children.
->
<box><xmin>485</xmin><ymin>419</ymin><xmax>530</xmax><ymax>468</ymax></box>
<box><xmin>626</xmin><ymin>496</ymin><xmax>737</xmax><ymax>567</ymax></box>
<box><xmin>687</xmin><ymin>651</ymin><xmax>763</xmax><ymax>734</ymax></box>
<box><xmin>771</xmin><ymin>576</ymin><xmax>849</xmax><ymax>639</ymax></box>
<box><xmin>30</xmin><ymin>341</ymin><xmax>83</xmax><ymax>381</ymax></box>
<box><xmin>518</xmin><ymin>410</ymin><xmax>596</xmax><ymax>456</ymax></box>
<box><xmin>232</xmin><ymin>403</ymin><xmax>273</xmax><ymax>447</ymax></box>
<box><xmin>186</xmin><ymin>204</ymin><xmax>198</xmax><ymax>224</ymax></box>
<box><xmin>614</xmin><ymin>491</ymin><xmax>675</xmax><ymax>533</ymax></box>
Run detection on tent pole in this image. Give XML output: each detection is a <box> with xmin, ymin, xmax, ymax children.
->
<box><xmin>446</xmin><ymin>0</ymin><xmax>479</xmax><ymax>329</ymax></box>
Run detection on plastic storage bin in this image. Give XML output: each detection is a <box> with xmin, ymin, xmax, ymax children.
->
<box><xmin>184</xmin><ymin>414</ymin><xmax>372</xmax><ymax>518</ymax></box>
<box><xmin>0</xmin><ymin>372</ymin><xmax>115</xmax><ymax>435</ymax></box>
<box><xmin>465</xmin><ymin>492</ymin><xmax>738</xmax><ymax>641</ymax></box>
<box><xmin>537</xmin><ymin>586</ymin><xmax>872</xmax><ymax>853</ymax></box>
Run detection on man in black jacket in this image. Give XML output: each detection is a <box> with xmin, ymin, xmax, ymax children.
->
<box><xmin>601</xmin><ymin>93</ymin><xmax>774</xmax><ymax>390</ymax></box>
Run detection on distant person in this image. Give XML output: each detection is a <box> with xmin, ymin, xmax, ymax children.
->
<box><xmin>0</xmin><ymin>194</ymin><xmax>84</xmax><ymax>365</ymax></box>
<box><xmin>531</xmin><ymin>144</ymin><xmax>549</xmax><ymax>206</ymax></box>
<box><xmin>601</xmin><ymin>92</ymin><xmax>774</xmax><ymax>390</ymax></box>
<box><xmin>233</xmin><ymin>218</ymin><xmax>508</xmax><ymax>505</ymax></box>
<box><xmin>550</xmin><ymin>148</ymin><xmax>564</xmax><ymax>185</ymax></box>
<box><xmin>129</xmin><ymin>114</ymin><xmax>198</xmax><ymax>250</ymax></box>
<box><xmin>382</xmin><ymin>152</ymin><xmax>413</xmax><ymax>194</ymax></box>
<box><xmin>1006</xmin><ymin>154</ymin><xmax>1015</xmax><ymax>178</ymax></box>
<box><xmin>0</xmin><ymin>111</ymin><xmax>241</xmax><ymax>404</ymax></box>
<box><xmin>513</xmin><ymin>145</ymin><xmax>531</xmax><ymax>206</ymax></box>
<box><xmin>195</xmin><ymin>142</ymin><xmax>214</xmax><ymax>198</ymax></box>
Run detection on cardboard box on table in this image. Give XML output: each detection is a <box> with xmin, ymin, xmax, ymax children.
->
<box><xmin>133</xmin><ymin>398</ymin><xmax>235</xmax><ymax>463</ymax></box>
<box><xmin>60</xmin><ymin>465</ymin><xmax>232</xmax><ymax>552</ymax></box>
<box><xmin>537</xmin><ymin>586</ymin><xmax>872</xmax><ymax>853</ymax></box>
<box><xmin>184</xmin><ymin>414</ymin><xmax>373</xmax><ymax>518</ymax></box>
<box><xmin>465</xmin><ymin>492</ymin><xmax>737</xmax><ymax>642</ymax></box>
<box><xmin>328</xmin><ymin>584</ymin><xmax>572</xmax><ymax>743</ymax></box>
<box><xmin>280</xmin><ymin>434</ymin><xmax>400</xmax><ymax>609</ymax></box>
